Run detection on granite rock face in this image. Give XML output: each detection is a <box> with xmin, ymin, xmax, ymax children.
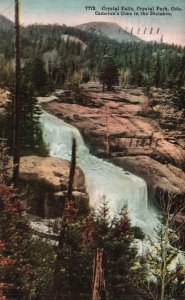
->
<box><xmin>19</xmin><ymin>156</ymin><xmax>89</xmax><ymax>218</ymax></box>
<box><xmin>111</xmin><ymin>156</ymin><xmax>185</xmax><ymax>203</ymax></box>
<box><xmin>42</xmin><ymin>85</ymin><xmax>185</xmax><ymax>200</ymax></box>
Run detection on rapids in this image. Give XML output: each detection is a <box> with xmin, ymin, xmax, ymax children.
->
<box><xmin>40</xmin><ymin>110</ymin><xmax>159</xmax><ymax>236</ymax></box>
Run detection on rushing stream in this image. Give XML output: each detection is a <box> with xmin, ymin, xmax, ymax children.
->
<box><xmin>40</xmin><ymin>110</ymin><xmax>159</xmax><ymax>236</ymax></box>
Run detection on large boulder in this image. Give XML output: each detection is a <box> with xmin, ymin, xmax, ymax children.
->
<box><xmin>19</xmin><ymin>156</ymin><xmax>89</xmax><ymax>218</ymax></box>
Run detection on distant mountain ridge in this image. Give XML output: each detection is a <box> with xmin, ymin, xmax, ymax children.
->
<box><xmin>76</xmin><ymin>22</ymin><xmax>142</xmax><ymax>43</ymax></box>
<box><xmin>0</xmin><ymin>14</ymin><xmax>14</xmax><ymax>30</ymax></box>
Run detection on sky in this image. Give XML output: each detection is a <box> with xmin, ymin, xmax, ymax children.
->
<box><xmin>0</xmin><ymin>0</ymin><xmax>185</xmax><ymax>45</ymax></box>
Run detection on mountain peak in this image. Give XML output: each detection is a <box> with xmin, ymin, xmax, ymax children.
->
<box><xmin>76</xmin><ymin>21</ymin><xmax>141</xmax><ymax>43</ymax></box>
<box><xmin>0</xmin><ymin>14</ymin><xmax>14</xmax><ymax>30</ymax></box>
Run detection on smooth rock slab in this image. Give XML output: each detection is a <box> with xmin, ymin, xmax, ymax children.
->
<box><xmin>112</xmin><ymin>156</ymin><xmax>185</xmax><ymax>204</ymax></box>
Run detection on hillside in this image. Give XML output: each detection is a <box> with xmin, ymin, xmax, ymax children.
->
<box><xmin>0</xmin><ymin>14</ymin><xmax>14</xmax><ymax>30</ymax></box>
<box><xmin>0</xmin><ymin>13</ymin><xmax>185</xmax><ymax>300</ymax></box>
<box><xmin>0</xmin><ymin>16</ymin><xmax>184</xmax><ymax>92</ymax></box>
<box><xmin>76</xmin><ymin>21</ymin><xmax>141</xmax><ymax>43</ymax></box>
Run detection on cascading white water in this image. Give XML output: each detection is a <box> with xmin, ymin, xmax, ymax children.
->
<box><xmin>40</xmin><ymin>110</ymin><xmax>159</xmax><ymax>236</ymax></box>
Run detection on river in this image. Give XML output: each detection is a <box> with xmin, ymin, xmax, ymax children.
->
<box><xmin>40</xmin><ymin>110</ymin><xmax>159</xmax><ymax>236</ymax></box>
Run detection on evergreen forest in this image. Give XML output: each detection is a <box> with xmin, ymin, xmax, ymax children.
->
<box><xmin>0</xmin><ymin>18</ymin><xmax>185</xmax><ymax>300</ymax></box>
<box><xmin>0</xmin><ymin>23</ymin><xmax>184</xmax><ymax>90</ymax></box>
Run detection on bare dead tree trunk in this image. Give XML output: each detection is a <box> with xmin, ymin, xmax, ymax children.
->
<box><xmin>105</xmin><ymin>106</ymin><xmax>109</xmax><ymax>155</ymax></box>
<box><xmin>52</xmin><ymin>138</ymin><xmax>77</xmax><ymax>299</ymax></box>
<box><xmin>92</xmin><ymin>248</ymin><xmax>107</xmax><ymax>300</ymax></box>
<box><xmin>160</xmin><ymin>221</ymin><xmax>169</xmax><ymax>300</ymax></box>
<box><xmin>66</xmin><ymin>138</ymin><xmax>76</xmax><ymax>201</ymax></box>
<box><xmin>52</xmin><ymin>223</ymin><xmax>67</xmax><ymax>300</ymax></box>
<box><xmin>13</xmin><ymin>0</ymin><xmax>21</xmax><ymax>187</ymax></box>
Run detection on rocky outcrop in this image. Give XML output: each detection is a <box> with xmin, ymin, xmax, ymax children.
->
<box><xmin>43</xmin><ymin>86</ymin><xmax>185</xmax><ymax>170</ymax></box>
<box><xmin>111</xmin><ymin>156</ymin><xmax>185</xmax><ymax>203</ymax></box>
<box><xmin>42</xmin><ymin>85</ymin><xmax>185</xmax><ymax>201</ymax></box>
<box><xmin>19</xmin><ymin>156</ymin><xmax>89</xmax><ymax>218</ymax></box>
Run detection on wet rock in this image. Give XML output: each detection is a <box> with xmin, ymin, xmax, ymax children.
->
<box><xmin>42</xmin><ymin>86</ymin><xmax>185</xmax><ymax>204</ymax></box>
<box><xmin>111</xmin><ymin>156</ymin><xmax>185</xmax><ymax>203</ymax></box>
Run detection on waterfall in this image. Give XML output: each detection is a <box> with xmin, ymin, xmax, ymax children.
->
<box><xmin>40</xmin><ymin>110</ymin><xmax>159</xmax><ymax>236</ymax></box>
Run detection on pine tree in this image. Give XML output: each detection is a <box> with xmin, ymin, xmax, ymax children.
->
<box><xmin>48</xmin><ymin>199</ymin><xmax>143</xmax><ymax>300</ymax></box>
<box><xmin>4</xmin><ymin>80</ymin><xmax>48</xmax><ymax>156</ymax></box>
<box><xmin>98</xmin><ymin>54</ymin><xmax>119</xmax><ymax>91</ymax></box>
<box><xmin>93</xmin><ymin>203</ymin><xmax>141</xmax><ymax>299</ymax></box>
<box><xmin>52</xmin><ymin>139</ymin><xmax>82</xmax><ymax>299</ymax></box>
<box><xmin>135</xmin><ymin>194</ymin><xmax>185</xmax><ymax>300</ymax></box>
<box><xmin>0</xmin><ymin>141</ymin><xmax>32</xmax><ymax>299</ymax></box>
<box><xmin>24</xmin><ymin>57</ymin><xmax>48</xmax><ymax>96</ymax></box>
<box><xmin>150</xmin><ymin>52</ymin><xmax>161</xmax><ymax>88</ymax></box>
<box><xmin>129</xmin><ymin>55</ymin><xmax>140</xmax><ymax>86</ymax></box>
<box><xmin>170</xmin><ymin>88</ymin><xmax>185</xmax><ymax>116</ymax></box>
